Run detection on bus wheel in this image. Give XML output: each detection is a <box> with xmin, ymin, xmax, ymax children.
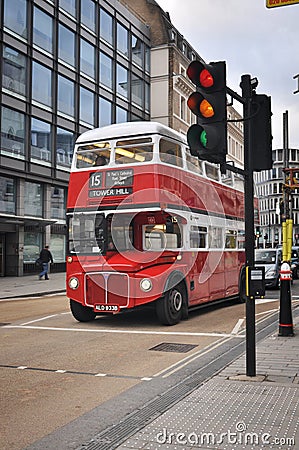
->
<box><xmin>70</xmin><ymin>299</ymin><xmax>96</xmax><ymax>322</ymax></box>
<box><xmin>156</xmin><ymin>284</ymin><xmax>184</xmax><ymax>326</ymax></box>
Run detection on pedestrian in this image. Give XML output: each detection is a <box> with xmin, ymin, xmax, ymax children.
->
<box><xmin>38</xmin><ymin>245</ymin><xmax>54</xmax><ymax>280</ymax></box>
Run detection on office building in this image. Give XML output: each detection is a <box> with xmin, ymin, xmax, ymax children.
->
<box><xmin>0</xmin><ymin>0</ymin><xmax>151</xmax><ymax>276</ymax></box>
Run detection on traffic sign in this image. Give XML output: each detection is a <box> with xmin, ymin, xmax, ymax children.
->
<box><xmin>266</xmin><ymin>0</ymin><xmax>299</xmax><ymax>8</ymax></box>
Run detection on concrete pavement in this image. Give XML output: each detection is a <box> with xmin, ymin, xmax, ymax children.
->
<box><xmin>0</xmin><ymin>272</ymin><xmax>66</xmax><ymax>299</ymax></box>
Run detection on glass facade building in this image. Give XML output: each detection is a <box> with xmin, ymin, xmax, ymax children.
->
<box><xmin>0</xmin><ymin>0</ymin><xmax>150</xmax><ymax>276</ymax></box>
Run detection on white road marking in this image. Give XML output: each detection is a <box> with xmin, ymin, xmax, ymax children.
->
<box><xmin>22</xmin><ymin>314</ymin><xmax>59</xmax><ymax>325</ymax></box>
<box><xmin>4</xmin><ymin>324</ymin><xmax>244</xmax><ymax>338</ymax></box>
<box><xmin>231</xmin><ymin>318</ymin><xmax>244</xmax><ymax>335</ymax></box>
<box><xmin>255</xmin><ymin>308</ymin><xmax>278</xmax><ymax>317</ymax></box>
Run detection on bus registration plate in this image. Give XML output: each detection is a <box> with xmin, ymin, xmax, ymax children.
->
<box><xmin>94</xmin><ymin>304</ymin><xmax>119</xmax><ymax>312</ymax></box>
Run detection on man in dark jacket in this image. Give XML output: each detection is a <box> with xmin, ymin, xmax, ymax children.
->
<box><xmin>38</xmin><ymin>245</ymin><xmax>54</xmax><ymax>280</ymax></box>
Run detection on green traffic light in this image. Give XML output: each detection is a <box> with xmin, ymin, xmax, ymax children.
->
<box><xmin>200</xmin><ymin>130</ymin><xmax>207</xmax><ymax>147</ymax></box>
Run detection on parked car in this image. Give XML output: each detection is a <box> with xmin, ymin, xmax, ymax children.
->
<box><xmin>277</xmin><ymin>245</ymin><xmax>299</xmax><ymax>280</ymax></box>
<box><xmin>255</xmin><ymin>248</ymin><xmax>281</xmax><ymax>289</ymax></box>
<box><xmin>291</xmin><ymin>247</ymin><xmax>299</xmax><ymax>279</ymax></box>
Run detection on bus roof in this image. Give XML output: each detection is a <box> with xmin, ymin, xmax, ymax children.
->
<box><xmin>76</xmin><ymin>121</ymin><xmax>187</xmax><ymax>145</ymax></box>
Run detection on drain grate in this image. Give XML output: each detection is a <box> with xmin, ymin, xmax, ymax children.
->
<box><xmin>149</xmin><ymin>342</ymin><xmax>197</xmax><ymax>353</ymax></box>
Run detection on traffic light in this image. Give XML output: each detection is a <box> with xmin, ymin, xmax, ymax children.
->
<box><xmin>251</xmin><ymin>94</ymin><xmax>272</xmax><ymax>171</ymax></box>
<box><xmin>186</xmin><ymin>60</ymin><xmax>227</xmax><ymax>164</ymax></box>
<box><xmin>255</xmin><ymin>227</ymin><xmax>261</xmax><ymax>239</ymax></box>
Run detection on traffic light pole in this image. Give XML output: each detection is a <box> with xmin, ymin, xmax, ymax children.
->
<box><xmin>279</xmin><ymin>111</ymin><xmax>294</xmax><ymax>336</ymax></box>
<box><xmin>187</xmin><ymin>61</ymin><xmax>273</xmax><ymax>377</ymax></box>
<box><xmin>240</xmin><ymin>75</ymin><xmax>256</xmax><ymax>377</ymax></box>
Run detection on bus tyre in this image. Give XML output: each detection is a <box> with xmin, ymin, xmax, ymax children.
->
<box><xmin>70</xmin><ymin>299</ymin><xmax>96</xmax><ymax>322</ymax></box>
<box><xmin>156</xmin><ymin>284</ymin><xmax>184</xmax><ymax>326</ymax></box>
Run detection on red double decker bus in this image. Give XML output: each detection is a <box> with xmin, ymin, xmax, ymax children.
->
<box><xmin>66</xmin><ymin>122</ymin><xmax>247</xmax><ymax>325</ymax></box>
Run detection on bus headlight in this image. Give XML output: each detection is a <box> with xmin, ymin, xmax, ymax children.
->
<box><xmin>69</xmin><ymin>277</ymin><xmax>79</xmax><ymax>289</ymax></box>
<box><xmin>140</xmin><ymin>278</ymin><xmax>152</xmax><ymax>292</ymax></box>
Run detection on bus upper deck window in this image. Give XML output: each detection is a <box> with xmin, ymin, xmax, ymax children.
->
<box><xmin>159</xmin><ymin>139</ymin><xmax>182</xmax><ymax>167</ymax></box>
<box><xmin>186</xmin><ymin>149</ymin><xmax>203</xmax><ymax>175</ymax></box>
<box><xmin>115</xmin><ymin>138</ymin><xmax>153</xmax><ymax>165</ymax></box>
<box><xmin>76</xmin><ymin>143</ymin><xmax>111</xmax><ymax>168</ymax></box>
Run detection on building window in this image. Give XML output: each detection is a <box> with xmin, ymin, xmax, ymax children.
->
<box><xmin>60</xmin><ymin>0</ymin><xmax>77</xmax><ymax>18</ymax></box>
<box><xmin>80</xmin><ymin>38</ymin><xmax>95</xmax><ymax>79</ymax></box>
<box><xmin>24</xmin><ymin>231</ymin><xmax>42</xmax><ymax>263</ymax></box>
<box><xmin>1</xmin><ymin>107</ymin><xmax>25</xmax><ymax>158</ymax></box>
<box><xmin>50</xmin><ymin>234</ymin><xmax>66</xmax><ymax>263</ymax></box>
<box><xmin>81</xmin><ymin>0</ymin><xmax>95</xmax><ymax>32</ymax></box>
<box><xmin>145</xmin><ymin>82</ymin><xmax>150</xmax><ymax>111</ymax></box>
<box><xmin>132</xmin><ymin>75</ymin><xmax>143</xmax><ymax>107</ymax></box>
<box><xmin>58</xmin><ymin>75</ymin><xmax>75</xmax><ymax>118</ymax></box>
<box><xmin>56</xmin><ymin>127</ymin><xmax>74</xmax><ymax>168</ymax></box>
<box><xmin>100</xmin><ymin>52</ymin><xmax>113</xmax><ymax>90</ymax></box>
<box><xmin>31</xmin><ymin>118</ymin><xmax>51</xmax><ymax>164</ymax></box>
<box><xmin>99</xmin><ymin>97</ymin><xmax>112</xmax><ymax>127</ymax></box>
<box><xmin>50</xmin><ymin>187</ymin><xmax>66</xmax><ymax>219</ymax></box>
<box><xmin>24</xmin><ymin>181</ymin><xmax>43</xmax><ymax>217</ymax></box>
<box><xmin>3</xmin><ymin>46</ymin><xmax>27</xmax><ymax>97</ymax></box>
<box><xmin>145</xmin><ymin>45</ymin><xmax>150</xmax><ymax>73</ymax></box>
<box><xmin>100</xmin><ymin>9</ymin><xmax>113</xmax><ymax>45</ymax></box>
<box><xmin>33</xmin><ymin>7</ymin><xmax>53</xmax><ymax>54</ymax></box>
<box><xmin>0</xmin><ymin>176</ymin><xmax>16</xmax><ymax>214</ymax></box>
<box><xmin>131</xmin><ymin>35</ymin><xmax>143</xmax><ymax>68</ymax></box>
<box><xmin>80</xmin><ymin>87</ymin><xmax>94</xmax><ymax>126</ymax></box>
<box><xmin>180</xmin><ymin>96</ymin><xmax>186</xmax><ymax>121</ymax></box>
<box><xmin>116</xmin><ymin>106</ymin><xmax>127</xmax><ymax>124</ymax></box>
<box><xmin>117</xmin><ymin>23</ymin><xmax>128</xmax><ymax>57</ymax></box>
<box><xmin>4</xmin><ymin>0</ymin><xmax>27</xmax><ymax>38</ymax></box>
<box><xmin>32</xmin><ymin>62</ymin><xmax>52</xmax><ymax>108</ymax></box>
<box><xmin>58</xmin><ymin>24</ymin><xmax>75</xmax><ymax>67</ymax></box>
<box><xmin>117</xmin><ymin>64</ymin><xmax>128</xmax><ymax>99</ymax></box>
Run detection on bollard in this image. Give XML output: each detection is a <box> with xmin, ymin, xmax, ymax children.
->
<box><xmin>278</xmin><ymin>262</ymin><xmax>294</xmax><ymax>336</ymax></box>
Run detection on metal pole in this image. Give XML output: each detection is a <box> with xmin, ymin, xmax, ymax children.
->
<box><xmin>240</xmin><ymin>75</ymin><xmax>256</xmax><ymax>376</ymax></box>
<box><xmin>279</xmin><ymin>111</ymin><xmax>294</xmax><ymax>336</ymax></box>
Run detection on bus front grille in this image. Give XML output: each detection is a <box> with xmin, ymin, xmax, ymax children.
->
<box><xmin>85</xmin><ymin>272</ymin><xmax>129</xmax><ymax>308</ymax></box>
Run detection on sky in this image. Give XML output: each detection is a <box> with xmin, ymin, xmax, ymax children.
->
<box><xmin>156</xmin><ymin>0</ymin><xmax>299</xmax><ymax>150</ymax></box>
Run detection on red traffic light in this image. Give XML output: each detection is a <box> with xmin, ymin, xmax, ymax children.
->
<box><xmin>187</xmin><ymin>60</ymin><xmax>225</xmax><ymax>91</ymax></box>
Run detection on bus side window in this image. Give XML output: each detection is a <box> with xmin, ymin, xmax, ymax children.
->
<box><xmin>145</xmin><ymin>230</ymin><xmax>165</xmax><ymax>250</ymax></box>
<box><xmin>143</xmin><ymin>223</ymin><xmax>182</xmax><ymax>250</ymax></box>
<box><xmin>209</xmin><ymin>226</ymin><xmax>224</xmax><ymax>248</ymax></box>
<box><xmin>225</xmin><ymin>230</ymin><xmax>237</xmax><ymax>249</ymax></box>
<box><xmin>186</xmin><ymin>149</ymin><xmax>203</xmax><ymax>175</ymax></box>
<box><xmin>190</xmin><ymin>226</ymin><xmax>207</xmax><ymax>248</ymax></box>
<box><xmin>159</xmin><ymin>139</ymin><xmax>182</xmax><ymax>167</ymax></box>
